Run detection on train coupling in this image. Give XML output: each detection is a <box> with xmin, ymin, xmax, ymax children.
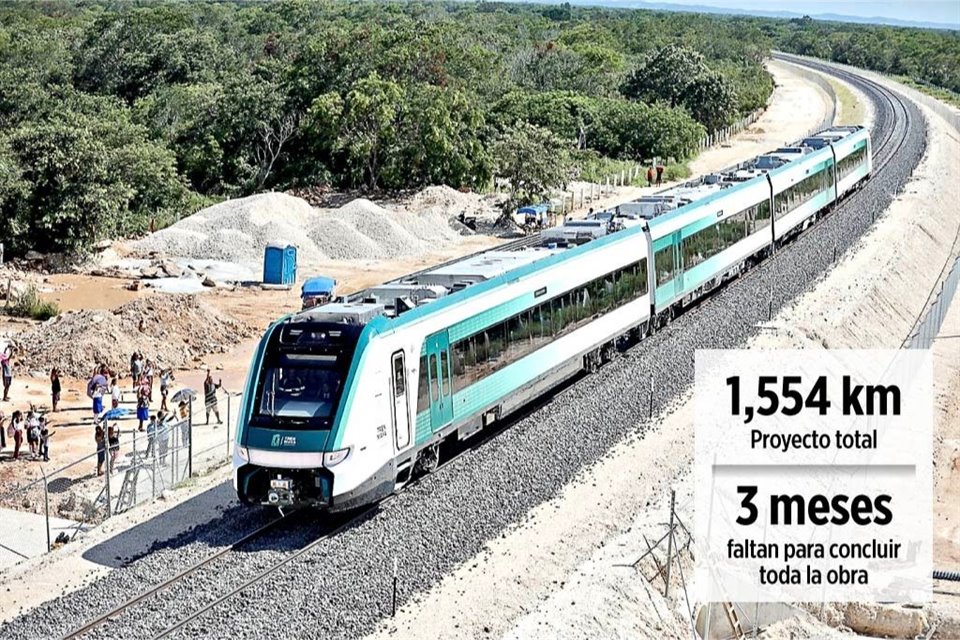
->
<box><xmin>267</xmin><ymin>476</ymin><xmax>297</xmax><ymax>507</ymax></box>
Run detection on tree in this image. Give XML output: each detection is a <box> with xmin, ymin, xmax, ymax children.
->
<box><xmin>682</xmin><ymin>71</ymin><xmax>738</xmax><ymax>133</ymax></box>
<box><xmin>622</xmin><ymin>44</ymin><xmax>738</xmax><ymax>132</ymax></box>
<box><xmin>310</xmin><ymin>73</ymin><xmax>403</xmax><ymax>189</ymax></box>
<box><xmin>621</xmin><ymin>44</ymin><xmax>710</xmax><ymax>108</ymax></box>
<box><xmin>491</xmin><ymin>122</ymin><xmax>571</xmax><ymax>206</ymax></box>
<box><xmin>3</xmin><ymin>105</ymin><xmax>192</xmax><ymax>254</ymax></box>
<box><xmin>390</xmin><ymin>84</ymin><xmax>492</xmax><ymax>190</ymax></box>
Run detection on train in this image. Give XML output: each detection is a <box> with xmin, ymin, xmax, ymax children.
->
<box><xmin>233</xmin><ymin>125</ymin><xmax>872</xmax><ymax>510</ymax></box>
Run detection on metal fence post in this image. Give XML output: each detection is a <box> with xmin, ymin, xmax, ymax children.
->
<box><xmin>226</xmin><ymin>393</ymin><xmax>232</xmax><ymax>458</ymax></box>
<box><xmin>664</xmin><ymin>489</ymin><xmax>676</xmax><ymax>598</ymax></box>
<box><xmin>171</xmin><ymin>418</ymin><xmax>178</xmax><ymax>486</ymax></box>
<box><xmin>41</xmin><ymin>466</ymin><xmax>51</xmax><ymax>552</ymax></box>
<box><xmin>188</xmin><ymin>400</ymin><xmax>194</xmax><ymax>479</ymax></box>
<box><xmin>151</xmin><ymin>427</ymin><xmax>157</xmax><ymax>499</ymax></box>
<box><xmin>104</xmin><ymin>433</ymin><xmax>112</xmax><ymax>519</ymax></box>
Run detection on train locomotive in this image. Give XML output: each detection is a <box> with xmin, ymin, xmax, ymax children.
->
<box><xmin>234</xmin><ymin>125</ymin><xmax>871</xmax><ymax>510</ymax></box>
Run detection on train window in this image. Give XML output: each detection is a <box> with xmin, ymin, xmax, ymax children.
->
<box><xmin>754</xmin><ymin>200</ymin><xmax>771</xmax><ymax>230</ymax></box>
<box><xmin>392</xmin><ymin>352</ymin><xmax>405</xmax><ymax>396</ymax></box>
<box><xmin>637</xmin><ymin>260</ymin><xmax>648</xmax><ymax>295</ymax></box>
<box><xmin>439</xmin><ymin>351</ymin><xmax>449</xmax><ymax>396</ymax></box>
<box><xmin>655</xmin><ymin>246</ymin><xmax>674</xmax><ymax>285</ymax></box>
<box><xmin>429</xmin><ymin>354</ymin><xmax>439</xmax><ymax>402</ymax></box>
<box><xmin>485</xmin><ymin>322</ymin><xmax>506</xmax><ymax>369</ymax></box>
<box><xmin>417</xmin><ymin>355</ymin><xmax>429</xmax><ymax>414</ymax></box>
<box><xmin>444</xmin><ymin>258</ymin><xmax>650</xmax><ymax>394</ymax></box>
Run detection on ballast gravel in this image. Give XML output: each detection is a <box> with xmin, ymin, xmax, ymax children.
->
<box><xmin>0</xmin><ymin>68</ymin><xmax>925</xmax><ymax>640</ymax></box>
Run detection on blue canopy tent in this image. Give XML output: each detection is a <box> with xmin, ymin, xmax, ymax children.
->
<box><xmin>516</xmin><ymin>203</ymin><xmax>550</xmax><ymax>226</ymax></box>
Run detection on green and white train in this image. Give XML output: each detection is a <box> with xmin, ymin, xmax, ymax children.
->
<box><xmin>234</xmin><ymin>125</ymin><xmax>871</xmax><ymax>510</ymax></box>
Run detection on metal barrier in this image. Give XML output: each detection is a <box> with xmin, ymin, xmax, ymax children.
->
<box><xmin>0</xmin><ymin>388</ymin><xmax>241</xmax><ymax>557</ymax></box>
<box><xmin>906</xmin><ymin>256</ymin><xmax>960</xmax><ymax>349</ymax></box>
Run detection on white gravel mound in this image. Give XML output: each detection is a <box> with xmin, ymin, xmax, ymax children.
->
<box><xmin>130</xmin><ymin>188</ymin><xmax>498</xmax><ymax>272</ymax></box>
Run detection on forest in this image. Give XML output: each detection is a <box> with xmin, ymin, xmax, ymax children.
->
<box><xmin>0</xmin><ymin>1</ymin><xmax>956</xmax><ymax>256</ymax></box>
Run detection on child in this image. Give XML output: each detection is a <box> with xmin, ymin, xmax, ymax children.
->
<box><xmin>38</xmin><ymin>416</ymin><xmax>52</xmax><ymax>462</ymax></box>
<box><xmin>110</xmin><ymin>378</ymin><xmax>121</xmax><ymax>410</ymax></box>
<box><xmin>108</xmin><ymin>425</ymin><xmax>120</xmax><ymax>468</ymax></box>
<box><xmin>50</xmin><ymin>368</ymin><xmax>61</xmax><ymax>412</ymax></box>
<box><xmin>95</xmin><ymin>425</ymin><xmax>106</xmax><ymax>475</ymax></box>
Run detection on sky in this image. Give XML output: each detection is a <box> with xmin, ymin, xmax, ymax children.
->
<box><xmin>639</xmin><ymin>1</ymin><xmax>960</xmax><ymax>28</ymax></box>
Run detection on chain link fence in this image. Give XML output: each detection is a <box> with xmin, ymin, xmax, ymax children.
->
<box><xmin>906</xmin><ymin>256</ymin><xmax>960</xmax><ymax>349</ymax></box>
<box><xmin>0</xmin><ymin>389</ymin><xmax>242</xmax><ymax>557</ymax></box>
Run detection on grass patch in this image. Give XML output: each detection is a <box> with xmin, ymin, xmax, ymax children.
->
<box><xmin>629</xmin><ymin>162</ymin><xmax>691</xmax><ymax>186</ymax></box>
<box><xmin>4</xmin><ymin>284</ymin><xmax>60</xmax><ymax>320</ymax></box>
<box><xmin>894</xmin><ymin>76</ymin><xmax>960</xmax><ymax>109</ymax></box>
<box><xmin>572</xmin><ymin>151</ymin><xmax>641</xmax><ymax>184</ymax></box>
<box><xmin>828</xmin><ymin>78</ymin><xmax>867</xmax><ymax>126</ymax></box>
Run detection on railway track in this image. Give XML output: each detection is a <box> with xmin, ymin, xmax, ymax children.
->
<box><xmin>32</xmin><ymin>60</ymin><xmax>926</xmax><ymax>640</ymax></box>
<box><xmin>62</xmin><ymin>407</ymin><xmax>518</xmax><ymax>640</ymax></box>
<box><xmin>774</xmin><ymin>54</ymin><xmax>959</xmax><ymax>346</ymax></box>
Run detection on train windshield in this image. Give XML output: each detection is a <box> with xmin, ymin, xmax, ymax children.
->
<box><xmin>257</xmin><ymin>356</ymin><xmax>342</xmax><ymax>421</ymax></box>
<box><xmin>250</xmin><ymin>321</ymin><xmax>361</xmax><ymax>429</ymax></box>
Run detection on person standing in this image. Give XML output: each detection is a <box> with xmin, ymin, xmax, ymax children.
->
<box><xmin>145</xmin><ymin>413</ymin><xmax>157</xmax><ymax>459</ymax></box>
<box><xmin>646</xmin><ymin>166</ymin><xmax>654</xmax><ymax>188</ymax></box>
<box><xmin>110</xmin><ymin>378</ymin><xmax>121</xmax><ymax>410</ymax></box>
<box><xmin>1</xmin><ymin>345</ymin><xmax>13</xmax><ymax>402</ymax></box>
<box><xmin>26</xmin><ymin>410</ymin><xmax>40</xmax><ymax>459</ymax></box>
<box><xmin>88</xmin><ymin>368</ymin><xmax>107</xmax><ymax>419</ymax></box>
<box><xmin>0</xmin><ymin>411</ymin><xmax>6</xmax><ymax>451</ymax></box>
<box><xmin>656</xmin><ymin>164</ymin><xmax>664</xmax><ymax>187</ymax></box>
<box><xmin>130</xmin><ymin>352</ymin><xmax>143</xmax><ymax>391</ymax></box>
<box><xmin>136</xmin><ymin>382</ymin><xmax>150</xmax><ymax>432</ymax></box>
<box><xmin>95</xmin><ymin>425</ymin><xmax>106</xmax><ymax>475</ymax></box>
<box><xmin>159</xmin><ymin>368</ymin><xmax>174</xmax><ymax>412</ymax></box>
<box><xmin>38</xmin><ymin>416</ymin><xmax>52</xmax><ymax>462</ymax></box>
<box><xmin>50</xmin><ymin>368</ymin><xmax>62</xmax><ymax>412</ymax></box>
<box><xmin>107</xmin><ymin>425</ymin><xmax>120</xmax><ymax>468</ymax></box>
<box><xmin>204</xmin><ymin>371</ymin><xmax>223</xmax><ymax>426</ymax></box>
<box><xmin>9</xmin><ymin>410</ymin><xmax>23</xmax><ymax>460</ymax></box>
<box><xmin>144</xmin><ymin>359</ymin><xmax>155</xmax><ymax>402</ymax></box>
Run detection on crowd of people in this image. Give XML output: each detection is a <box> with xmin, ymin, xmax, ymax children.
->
<box><xmin>1</xmin><ymin>345</ymin><xmax>56</xmax><ymax>462</ymax></box>
<box><xmin>1</xmin><ymin>344</ymin><xmax>228</xmax><ymax>479</ymax></box>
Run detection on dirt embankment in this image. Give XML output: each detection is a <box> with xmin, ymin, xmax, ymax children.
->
<box><xmin>13</xmin><ymin>295</ymin><xmax>253</xmax><ymax>378</ymax></box>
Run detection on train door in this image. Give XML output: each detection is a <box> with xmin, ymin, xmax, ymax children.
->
<box><xmin>425</xmin><ymin>331</ymin><xmax>453</xmax><ymax>431</ymax></box>
<box><xmin>391</xmin><ymin>351</ymin><xmax>410</xmax><ymax>450</ymax></box>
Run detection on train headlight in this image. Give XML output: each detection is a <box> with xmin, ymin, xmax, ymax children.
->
<box><xmin>236</xmin><ymin>446</ymin><xmax>249</xmax><ymax>462</ymax></box>
<box><xmin>323</xmin><ymin>448</ymin><xmax>351</xmax><ymax>467</ymax></box>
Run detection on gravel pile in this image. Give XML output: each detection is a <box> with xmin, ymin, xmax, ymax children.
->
<box><xmin>0</xmin><ymin>70</ymin><xmax>925</xmax><ymax>640</ymax></box>
<box><xmin>130</xmin><ymin>188</ymin><xmax>497</xmax><ymax>270</ymax></box>
<box><xmin>13</xmin><ymin>295</ymin><xmax>254</xmax><ymax>378</ymax></box>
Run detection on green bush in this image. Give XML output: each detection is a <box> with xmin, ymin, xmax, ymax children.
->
<box><xmin>6</xmin><ymin>284</ymin><xmax>60</xmax><ymax>321</ymax></box>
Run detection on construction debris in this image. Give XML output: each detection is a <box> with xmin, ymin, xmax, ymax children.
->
<box><xmin>14</xmin><ymin>295</ymin><xmax>253</xmax><ymax>377</ymax></box>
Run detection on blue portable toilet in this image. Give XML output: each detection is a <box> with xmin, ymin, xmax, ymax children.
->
<box><xmin>263</xmin><ymin>243</ymin><xmax>297</xmax><ymax>285</ymax></box>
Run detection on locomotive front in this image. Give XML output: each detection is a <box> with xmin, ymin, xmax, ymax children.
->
<box><xmin>233</xmin><ymin>318</ymin><xmax>362</xmax><ymax>509</ymax></box>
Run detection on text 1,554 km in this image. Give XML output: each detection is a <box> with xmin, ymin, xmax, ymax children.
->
<box><xmin>726</xmin><ymin>375</ymin><xmax>902</xmax><ymax>424</ymax></box>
